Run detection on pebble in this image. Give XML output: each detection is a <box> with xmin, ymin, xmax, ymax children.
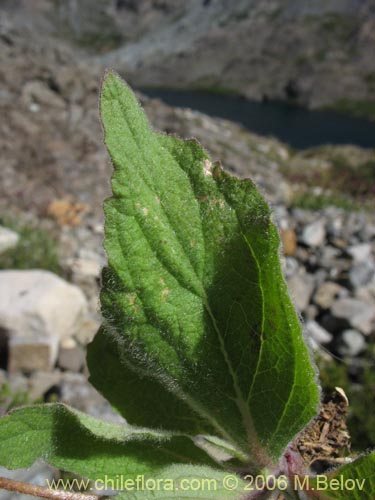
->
<box><xmin>300</xmin><ymin>219</ymin><xmax>326</xmax><ymax>247</ymax></box>
<box><xmin>347</xmin><ymin>243</ymin><xmax>372</xmax><ymax>262</ymax></box>
<box><xmin>287</xmin><ymin>272</ymin><xmax>315</xmax><ymax>312</ymax></box>
<box><xmin>349</xmin><ymin>260</ymin><xmax>375</xmax><ymax>289</ymax></box>
<box><xmin>338</xmin><ymin>329</ymin><xmax>366</xmax><ymax>357</ymax></box>
<box><xmin>314</xmin><ymin>281</ymin><xmax>348</xmax><ymax>309</ymax></box>
<box><xmin>58</xmin><ymin>340</ymin><xmax>85</xmax><ymax>372</ymax></box>
<box><xmin>331</xmin><ymin>298</ymin><xmax>375</xmax><ymax>335</ymax></box>
<box><xmin>281</xmin><ymin>228</ymin><xmax>297</xmax><ymax>256</ymax></box>
<box><xmin>305</xmin><ymin>320</ymin><xmax>333</xmax><ymax>344</ymax></box>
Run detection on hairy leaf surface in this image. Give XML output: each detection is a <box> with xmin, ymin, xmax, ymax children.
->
<box><xmin>88</xmin><ymin>326</ymin><xmax>214</xmax><ymax>436</ymax></box>
<box><xmin>99</xmin><ymin>71</ymin><xmax>319</xmax><ymax>465</ymax></box>
<box><xmin>0</xmin><ymin>404</ymin><xmax>217</xmax><ymax>480</ymax></box>
<box><xmin>307</xmin><ymin>453</ymin><xmax>375</xmax><ymax>499</ymax></box>
<box><xmin>115</xmin><ymin>464</ymin><xmax>247</xmax><ymax>499</ymax></box>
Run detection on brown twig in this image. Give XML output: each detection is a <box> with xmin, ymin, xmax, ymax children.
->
<box><xmin>0</xmin><ymin>476</ymin><xmax>104</xmax><ymax>500</ymax></box>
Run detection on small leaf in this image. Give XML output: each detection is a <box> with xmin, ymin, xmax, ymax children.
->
<box><xmin>99</xmin><ymin>71</ymin><xmax>319</xmax><ymax>466</ymax></box>
<box><xmin>307</xmin><ymin>453</ymin><xmax>375</xmax><ymax>499</ymax></box>
<box><xmin>0</xmin><ymin>404</ymin><xmax>218</xmax><ymax>480</ymax></box>
<box><xmin>114</xmin><ymin>464</ymin><xmax>247</xmax><ymax>499</ymax></box>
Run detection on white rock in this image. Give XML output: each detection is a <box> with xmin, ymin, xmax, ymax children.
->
<box><xmin>65</xmin><ymin>256</ymin><xmax>101</xmax><ymax>280</ymax></box>
<box><xmin>338</xmin><ymin>329</ymin><xmax>366</xmax><ymax>357</ymax></box>
<box><xmin>0</xmin><ymin>270</ymin><xmax>88</xmax><ymax>342</ymax></box>
<box><xmin>287</xmin><ymin>272</ymin><xmax>315</xmax><ymax>312</ymax></box>
<box><xmin>349</xmin><ymin>260</ymin><xmax>375</xmax><ymax>289</ymax></box>
<box><xmin>0</xmin><ymin>226</ymin><xmax>19</xmax><ymax>254</ymax></box>
<box><xmin>305</xmin><ymin>320</ymin><xmax>333</xmax><ymax>344</ymax></box>
<box><xmin>351</xmin><ymin>308</ymin><xmax>375</xmax><ymax>336</ymax></box>
<box><xmin>331</xmin><ymin>298</ymin><xmax>375</xmax><ymax>335</ymax></box>
<box><xmin>300</xmin><ymin>219</ymin><xmax>326</xmax><ymax>247</ymax></box>
<box><xmin>314</xmin><ymin>281</ymin><xmax>347</xmax><ymax>309</ymax></box>
<box><xmin>347</xmin><ymin>243</ymin><xmax>372</xmax><ymax>262</ymax></box>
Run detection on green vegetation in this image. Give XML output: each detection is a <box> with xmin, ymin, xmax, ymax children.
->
<box><xmin>364</xmin><ymin>72</ymin><xmax>375</xmax><ymax>92</ymax></box>
<box><xmin>0</xmin><ymin>215</ymin><xmax>62</xmax><ymax>275</ymax></box>
<box><xmin>193</xmin><ymin>84</ymin><xmax>239</xmax><ymax>97</ymax></box>
<box><xmin>73</xmin><ymin>32</ymin><xmax>123</xmax><ymax>53</ymax></box>
<box><xmin>0</xmin><ymin>382</ymin><xmax>32</xmax><ymax>415</ymax></box>
<box><xmin>327</xmin><ymin>98</ymin><xmax>375</xmax><ymax>122</ymax></box>
<box><xmin>302</xmin><ymin>12</ymin><xmax>358</xmax><ymax>42</ymax></box>
<box><xmin>282</xmin><ymin>147</ymin><xmax>375</xmax><ymax>211</ymax></box>
<box><xmin>290</xmin><ymin>191</ymin><xmax>369</xmax><ymax>212</ymax></box>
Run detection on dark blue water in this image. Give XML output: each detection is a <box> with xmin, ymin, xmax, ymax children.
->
<box><xmin>141</xmin><ymin>88</ymin><xmax>375</xmax><ymax>150</ymax></box>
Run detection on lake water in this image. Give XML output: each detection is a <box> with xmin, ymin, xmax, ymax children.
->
<box><xmin>141</xmin><ymin>88</ymin><xmax>375</xmax><ymax>150</ymax></box>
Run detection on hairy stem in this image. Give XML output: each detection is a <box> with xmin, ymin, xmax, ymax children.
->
<box><xmin>0</xmin><ymin>476</ymin><xmax>104</xmax><ymax>500</ymax></box>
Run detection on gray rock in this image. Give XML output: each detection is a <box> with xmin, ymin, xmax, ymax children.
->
<box><xmin>355</xmin><ymin>287</ymin><xmax>375</xmax><ymax>303</ymax></box>
<box><xmin>326</xmin><ymin>214</ymin><xmax>344</xmax><ymax>238</ymax></box>
<box><xmin>305</xmin><ymin>320</ymin><xmax>333</xmax><ymax>345</ymax></box>
<box><xmin>349</xmin><ymin>260</ymin><xmax>375</xmax><ymax>289</ymax></box>
<box><xmin>8</xmin><ymin>336</ymin><xmax>59</xmax><ymax>373</ymax></box>
<box><xmin>331</xmin><ymin>298</ymin><xmax>375</xmax><ymax>335</ymax></box>
<box><xmin>359</xmin><ymin>223</ymin><xmax>375</xmax><ymax>241</ymax></box>
<box><xmin>304</xmin><ymin>304</ymin><xmax>319</xmax><ymax>320</ymax></box>
<box><xmin>66</xmin><ymin>256</ymin><xmax>101</xmax><ymax>281</ymax></box>
<box><xmin>287</xmin><ymin>272</ymin><xmax>315</xmax><ymax>312</ymax></box>
<box><xmin>338</xmin><ymin>329</ymin><xmax>366</xmax><ymax>357</ymax></box>
<box><xmin>351</xmin><ymin>307</ymin><xmax>375</xmax><ymax>336</ymax></box>
<box><xmin>319</xmin><ymin>246</ymin><xmax>342</xmax><ymax>269</ymax></box>
<box><xmin>283</xmin><ymin>256</ymin><xmax>299</xmax><ymax>278</ymax></box>
<box><xmin>58</xmin><ymin>338</ymin><xmax>85</xmax><ymax>372</ymax></box>
<box><xmin>347</xmin><ymin>243</ymin><xmax>372</xmax><ymax>262</ymax></box>
<box><xmin>0</xmin><ymin>226</ymin><xmax>19</xmax><ymax>254</ymax></box>
<box><xmin>6</xmin><ymin>372</ymin><xmax>28</xmax><ymax>395</ymax></box>
<box><xmin>314</xmin><ymin>281</ymin><xmax>348</xmax><ymax>309</ymax></box>
<box><xmin>300</xmin><ymin>219</ymin><xmax>326</xmax><ymax>247</ymax></box>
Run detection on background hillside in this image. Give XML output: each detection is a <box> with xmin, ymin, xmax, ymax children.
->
<box><xmin>3</xmin><ymin>0</ymin><xmax>375</xmax><ymax>118</ymax></box>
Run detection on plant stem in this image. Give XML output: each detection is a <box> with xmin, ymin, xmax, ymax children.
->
<box><xmin>0</xmin><ymin>476</ymin><xmax>104</xmax><ymax>500</ymax></box>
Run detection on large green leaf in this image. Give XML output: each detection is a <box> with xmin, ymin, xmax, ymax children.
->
<box><xmin>306</xmin><ymin>453</ymin><xmax>375</xmax><ymax>499</ymax></box>
<box><xmin>114</xmin><ymin>464</ymin><xmax>247</xmax><ymax>499</ymax></box>
<box><xmin>99</xmin><ymin>71</ymin><xmax>319</xmax><ymax>466</ymax></box>
<box><xmin>0</xmin><ymin>404</ymin><xmax>218</xmax><ymax>480</ymax></box>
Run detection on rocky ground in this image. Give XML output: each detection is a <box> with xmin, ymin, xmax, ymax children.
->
<box><xmin>0</xmin><ymin>4</ymin><xmax>374</xmax><ymax>492</ymax></box>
